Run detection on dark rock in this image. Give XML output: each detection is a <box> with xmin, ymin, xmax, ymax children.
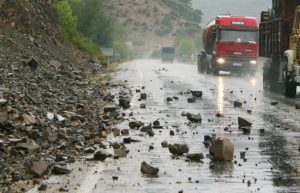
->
<box><xmin>166</xmin><ymin>97</ymin><xmax>173</xmax><ymax>102</ymax></box>
<box><xmin>168</xmin><ymin>144</ymin><xmax>189</xmax><ymax>155</ymax></box>
<box><xmin>140</xmin><ymin>124</ymin><xmax>152</xmax><ymax>132</ymax></box>
<box><xmin>140</xmin><ymin>161</ymin><xmax>159</xmax><ymax>176</ymax></box>
<box><xmin>136</xmin><ymin>89</ymin><xmax>141</xmax><ymax>93</ymax></box>
<box><xmin>121</xmin><ymin>129</ymin><xmax>129</xmax><ymax>135</ymax></box>
<box><xmin>187</xmin><ymin>98</ymin><xmax>195</xmax><ymax>103</ymax></box>
<box><xmin>238</xmin><ymin>117</ymin><xmax>252</xmax><ymax>127</ymax></box>
<box><xmin>52</xmin><ymin>165</ymin><xmax>71</xmax><ymax>175</ymax></box>
<box><xmin>112</xmin><ymin>176</ymin><xmax>119</xmax><ymax>180</ymax></box>
<box><xmin>191</xmin><ymin>90</ymin><xmax>202</xmax><ymax>98</ymax></box>
<box><xmin>58</xmin><ymin>187</ymin><xmax>68</xmax><ymax>192</ymax></box>
<box><xmin>161</xmin><ymin>141</ymin><xmax>168</xmax><ymax>148</ymax></box>
<box><xmin>153</xmin><ymin>120</ymin><xmax>160</xmax><ymax>126</ymax></box>
<box><xmin>187</xmin><ymin>113</ymin><xmax>202</xmax><ymax>123</ymax></box>
<box><xmin>170</xmin><ymin>130</ymin><xmax>175</xmax><ymax>136</ymax></box>
<box><xmin>247</xmin><ymin>110</ymin><xmax>252</xmax><ymax>114</ymax></box>
<box><xmin>119</xmin><ymin>97</ymin><xmax>131</xmax><ymax>109</ymax></box>
<box><xmin>271</xmin><ymin>101</ymin><xmax>278</xmax><ymax>106</ymax></box>
<box><xmin>140</xmin><ymin>93</ymin><xmax>147</xmax><ymax>100</ymax></box>
<box><xmin>240</xmin><ymin>151</ymin><xmax>246</xmax><ymax>159</ymax></box>
<box><xmin>241</xmin><ymin>127</ymin><xmax>251</xmax><ymax>134</ymax></box>
<box><xmin>186</xmin><ymin>153</ymin><xmax>204</xmax><ymax>162</ymax></box>
<box><xmin>123</xmin><ymin>137</ymin><xmax>140</xmax><ymax>144</ymax></box>
<box><xmin>84</xmin><ymin>147</ymin><xmax>96</xmax><ymax>154</ymax></box>
<box><xmin>93</xmin><ymin>149</ymin><xmax>112</xmax><ymax>161</ymax></box>
<box><xmin>27</xmin><ymin>58</ymin><xmax>39</xmax><ymax>70</ymax></box>
<box><xmin>234</xmin><ymin>100</ymin><xmax>243</xmax><ymax>108</ymax></box>
<box><xmin>147</xmin><ymin>129</ymin><xmax>155</xmax><ymax>137</ymax></box>
<box><xmin>30</xmin><ymin>161</ymin><xmax>49</xmax><ymax>177</ymax></box>
<box><xmin>38</xmin><ymin>183</ymin><xmax>47</xmax><ymax>191</ymax></box>
<box><xmin>129</xmin><ymin>121</ymin><xmax>144</xmax><ymax>129</ymax></box>
<box><xmin>259</xmin><ymin>129</ymin><xmax>265</xmax><ymax>136</ymax></box>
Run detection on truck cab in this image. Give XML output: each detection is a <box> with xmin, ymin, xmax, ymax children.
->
<box><xmin>198</xmin><ymin>16</ymin><xmax>259</xmax><ymax>75</ymax></box>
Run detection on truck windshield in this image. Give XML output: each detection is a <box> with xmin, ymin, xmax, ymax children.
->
<box><xmin>220</xmin><ymin>29</ymin><xmax>258</xmax><ymax>43</ymax></box>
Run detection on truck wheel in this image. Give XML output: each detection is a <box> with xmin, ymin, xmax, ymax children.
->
<box><xmin>284</xmin><ymin>80</ymin><xmax>297</xmax><ymax>98</ymax></box>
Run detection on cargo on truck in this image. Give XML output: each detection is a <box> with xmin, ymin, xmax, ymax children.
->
<box><xmin>259</xmin><ymin>0</ymin><xmax>300</xmax><ymax>97</ymax></box>
<box><xmin>197</xmin><ymin>15</ymin><xmax>259</xmax><ymax>75</ymax></box>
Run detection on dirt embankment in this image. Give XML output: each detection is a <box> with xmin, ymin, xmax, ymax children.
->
<box><xmin>0</xmin><ymin>1</ymin><xmax>125</xmax><ymax>192</ymax></box>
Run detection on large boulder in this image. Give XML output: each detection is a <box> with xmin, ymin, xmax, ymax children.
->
<box><xmin>140</xmin><ymin>161</ymin><xmax>159</xmax><ymax>176</ymax></box>
<box><xmin>168</xmin><ymin>144</ymin><xmax>189</xmax><ymax>155</ymax></box>
<box><xmin>209</xmin><ymin>137</ymin><xmax>234</xmax><ymax>161</ymax></box>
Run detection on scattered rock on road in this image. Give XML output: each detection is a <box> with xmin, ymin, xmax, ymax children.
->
<box><xmin>168</xmin><ymin>144</ymin><xmax>189</xmax><ymax>155</ymax></box>
<box><xmin>94</xmin><ymin>149</ymin><xmax>112</xmax><ymax>161</ymax></box>
<box><xmin>129</xmin><ymin>120</ymin><xmax>144</xmax><ymax>129</ymax></box>
<box><xmin>51</xmin><ymin>165</ymin><xmax>71</xmax><ymax>175</ymax></box>
<box><xmin>209</xmin><ymin>137</ymin><xmax>234</xmax><ymax>161</ymax></box>
<box><xmin>234</xmin><ymin>100</ymin><xmax>243</xmax><ymax>108</ymax></box>
<box><xmin>271</xmin><ymin>101</ymin><xmax>278</xmax><ymax>106</ymax></box>
<box><xmin>140</xmin><ymin>161</ymin><xmax>159</xmax><ymax>176</ymax></box>
<box><xmin>190</xmin><ymin>90</ymin><xmax>202</xmax><ymax>98</ymax></box>
<box><xmin>161</xmin><ymin>141</ymin><xmax>168</xmax><ymax>148</ymax></box>
<box><xmin>186</xmin><ymin>153</ymin><xmax>204</xmax><ymax>162</ymax></box>
<box><xmin>187</xmin><ymin>113</ymin><xmax>202</xmax><ymax>123</ymax></box>
<box><xmin>238</xmin><ymin>117</ymin><xmax>252</xmax><ymax>127</ymax></box>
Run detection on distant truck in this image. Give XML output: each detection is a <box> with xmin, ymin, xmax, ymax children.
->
<box><xmin>197</xmin><ymin>15</ymin><xmax>259</xmax><ymax>75</ymax></box>
<box><xmin>161</xmin><ymin>47</ymin><xmax>175</xmax><ymax>63</ymax></box>
<box><xmin>259</xmin><ymin>0</ymin><xmax>300</xmax><ymax>97</ymax></box>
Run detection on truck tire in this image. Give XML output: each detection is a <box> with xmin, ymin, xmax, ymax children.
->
<box><xmin>284</xmin><ymin>80</ymin><xmax>297</xmax><ymax>97</ymax></box>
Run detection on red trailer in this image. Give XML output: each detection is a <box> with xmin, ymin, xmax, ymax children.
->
<box><xmin>198</xmin><ymin>15</ymin><xmax>259</xmax><ymax>75</ymax></box>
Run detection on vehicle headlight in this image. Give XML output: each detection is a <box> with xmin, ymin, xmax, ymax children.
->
<box><xmin>250</xmin><ymin>60</ymin><xmax>257</xmax><ymax>65</ymax></box>
<box><xmin>217</xmin><ymin>58</ymin><xmax>225</xmax><ymax>64</ymax></box>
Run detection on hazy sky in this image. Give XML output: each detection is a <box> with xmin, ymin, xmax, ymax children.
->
<box><xmin>191</xmin><ymin>0</ymin><xmax>272</xmax><ymax>26</ymax></box>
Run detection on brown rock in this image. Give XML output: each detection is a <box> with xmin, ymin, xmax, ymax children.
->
<box><xmin>140</xmin><ymin>161</ymin><xmax>159</xmax><ymax>176</ymax></box>
<box><xmin>94</xmin><ymin>149</ymin><xmax>112</xmax><ymax>161</ymax></box>
<box><xmin>121</xmin><ymin>129</ymin><xmax>129</xmax><ymax>135</ymax></box>
<box><xmin>168</xmin><ymin>144</ymin><xmax>189</xmax><ymax>155</ymax></box>
<box><xmin>22</xmin><ymin>114</ymin><xmax>37</xmax><ymax>125</ymax></box>
<box><xmin>209</xmin><ymin>137</ymin><xmax>234</xmax><ymax>161</ymax></box>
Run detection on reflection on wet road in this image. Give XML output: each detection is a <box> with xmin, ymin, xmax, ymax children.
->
<box><xmin>28</xmin><ymin>59</ymin><xmax>300</xmax><ymax>193</ymax></box>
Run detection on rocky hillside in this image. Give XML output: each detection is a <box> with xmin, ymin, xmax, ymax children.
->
<box><xmin>0</xmin><ymin>1</ymin><xmax>126</xmax><ymax>192</ymax></box>
<box><xmin>103</xmin><ymin>0</ymin><xmax>198</xmax><ymax>57</ymax></box>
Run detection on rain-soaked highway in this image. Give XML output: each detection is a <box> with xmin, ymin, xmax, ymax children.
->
<box><xmin>29</xmin><ymin>59</ymin><xmax>300</xmax><ymax>193</ymax></box>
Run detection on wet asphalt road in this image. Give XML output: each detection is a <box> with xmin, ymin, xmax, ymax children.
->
<box><xmin>29</xmin><ymin>59</ymin><xmax>300</xmax><ymax>193</ymax></box>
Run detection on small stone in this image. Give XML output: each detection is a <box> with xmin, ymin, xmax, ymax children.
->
<box><xmin>170</xmin><ymin>130</ymin><xmax>175</xmax><ymax>136</ymax></box>
<box><xmin>119</xmin><ymin>97</ymin><xmax>131</xmax><ymax>109</ymax></box>
<box><xmin>140</xmin><ymin>93</ymin><xmax>147</xmax><ymax>100</ymax></box>
<box><xmin>271</xmin><ymin>101</ymin><xmax>278</xmax><ymax>106</ymax></box>
<box><xmin>140</xmin><ymin>161</ymin><xmax>159</xmax><ymax>176</ymax></box>
<box><xmin>161</xmin><ymin>141</ymin><xmax>168</xmax><ymax>148</ymax></box>
<box><xmin>186</xmin><ymin>153</ymin><xmax>204</xmax><ymax>162</ymax></box>
<box><xmin>187</xmin><ymin>98</ymin><xmax>195</xmax><ymax>103</ymax></box>
<box><xmin>166</xmin><ymin>97</ymin><xmax>173</xmax><ymax>102</ymax></box>
<box><xmin>234</xmin><ymin>100</ymin><xmax>243</xmax><ymax>108</ymax></box>
<box><xmin>27</xmin><ymin>58</ymin><xmax>39</xmax><ymax>70</ymax></box>
<box><xmin>129</xmin><ymin>121</ymin><xmax>144</xmax><ymax>129</ymax></box>
<box><xmin>112</xmin><ymin>128</ymin><xmax>120</xmax><ymax>137</ymax></box>
<box><xmin>216</xmin><ymin>112</ymin><xmax>224</xmax><ymax>117</ymax></box>
<box><xmin>121</xmin><ymin>129</ymin><xmax>129</xmax><ymax>135</ymax></box>
<box><xmin>190</xmin><ymin>90</ymin><xmax>202</xmax><ymax>98</ymax></box>
<box><xmin>259</xmin><ymin>129</ymin><xmax>265</xmax><ymax>136</ymax></box>
<box><xmin>112</xmin><ymin>176</ymin><xmax>119</xmax><ymax>180</ymax></box>
<box><xmin>30</xmin><ymin>161</ymin><xmax>49</xmax><ymax>177</ymax></box>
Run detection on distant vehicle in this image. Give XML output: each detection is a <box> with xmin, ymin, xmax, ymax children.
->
<box><xmin>161</xmin><ymin>47</ymin><xmax>175</xmax><ymax>63</ymax></box>
<box><xmin>197</xmin><ymin>15</ymin><xmax>259</xmax><ymax>75</ymax></box>
<box><xmin>259</xmin><ymin>0</ymin><xmax>300</xmax><ymax>97</ymax></box>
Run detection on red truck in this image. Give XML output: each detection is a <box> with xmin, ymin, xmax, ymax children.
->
<box><xmin>197</xmin><ymin>15</ymin><xmax>259</xmax><ymax>75</ymax></box>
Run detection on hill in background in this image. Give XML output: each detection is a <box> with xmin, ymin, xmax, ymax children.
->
<box><xmin>192</xmin><ymin>0</ymin><xmax>272</xmax><ymax>26</ymax></box>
